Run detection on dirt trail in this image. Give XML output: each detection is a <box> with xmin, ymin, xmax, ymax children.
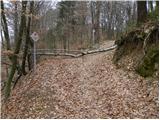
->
<box><xmin>1</xmin><ymin>41</ymin><xmax>158</xmax><ymax>119</ymax></box>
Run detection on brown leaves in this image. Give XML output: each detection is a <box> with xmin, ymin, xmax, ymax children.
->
<box><xmin>2</xmin><ymin>50</ymin><xmax>14</xmax><ymax>56</ymax></box>
<box><xmin>1</xmin><ymin>41</ymin><xmax>159</xmax><ymax>119</ymax></box>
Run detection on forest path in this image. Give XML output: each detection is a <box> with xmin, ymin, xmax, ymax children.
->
<box><xmin>2</xmin><ymin>40</ymin><xmax>158</xmax><ymax>119</ymax></box>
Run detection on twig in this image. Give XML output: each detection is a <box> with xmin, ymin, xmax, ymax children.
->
<box><xmin>143</xmin><ymin>31</ymin><xmax>152</xmax><ymax>55</ymax></box>
<box><xmin>13</xmin><ymin>74</ymin><xmax>22</xmax><ymax>89</ymax></box>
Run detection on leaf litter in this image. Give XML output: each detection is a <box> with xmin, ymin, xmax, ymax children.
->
<box><xmin>1</xmin><ymin>41</ymin><xmax>158</xmax><ymax>119</ymax></box>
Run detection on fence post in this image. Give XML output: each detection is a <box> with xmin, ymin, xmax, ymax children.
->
<box><xmin>31</xmin><ymin>32</ymin><xmax>39</xmax><ymax>71</ymax></box>
<box><xmin>33</xmin><ymin>41</ymin><xmax>36</xmax><ymax>71</ymax></box>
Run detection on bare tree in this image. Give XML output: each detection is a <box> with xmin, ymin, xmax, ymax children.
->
<box><xmin>137</xmin><ymin>1</ymin><xmax>147</xmax><ymax>23</ymax></box>
<box><xmin>1</xmin><ymin>0</ymin><xmax>11</xmax><ymax>50</ymax></box>
<box><xmin>5</xmin><ymin>1</ymin><xmax>27</xmax><ymax>99</ymax></box>
<box><xmin>149</xmin><ymin>1</ymin><xmax>153</xmax><ymax>12</ymax></box>
<box><xmin>14</xmin><ymin>1</ymin><xmax>19</xmax><ymax>42</ymax></box>
<box><xmin>90</xmin><ymin>1</ymin><xmax>101</xmax><ymax>45</ymax></box>
<box><xmin>95</xmin><ymin>1</ymin><xmax>101</xmax><ymax>44</ymax></box>
<box><xmin>21</xmin><ymin>1</ymin><xmax>34</xmax><ymax>75</ymax></box>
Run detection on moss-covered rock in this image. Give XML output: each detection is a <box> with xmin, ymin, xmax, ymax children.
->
<box><xmin>136</xmin><ymin>45</ymin><xmax>159</xmax><ymax>77</ymax></box>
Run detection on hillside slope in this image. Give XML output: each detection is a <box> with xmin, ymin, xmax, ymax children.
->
<box><xmin>113</xmin><ymin>21</ymin><xmax>159</xmax><ymax>78</ymax></box>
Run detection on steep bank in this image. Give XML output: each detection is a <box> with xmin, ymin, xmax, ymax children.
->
<box><xmin>113</xmin><ymin>21</ymin><xmax>159</xmax><ymax>78</ymax></box>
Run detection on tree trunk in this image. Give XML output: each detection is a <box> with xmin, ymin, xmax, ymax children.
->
<box><xmin>132</xmin><ymin>1</ymin><xmax>137</xmax><ymax>23</ymax></box>
<box><xmin>156</xmin><ymin>1</ymin><xmax>159</xmax><ymax>8</ymax></box>
<box><xmin>107</xmin><ymin>2</ymin><xmax>113</xmax><ymax>39</ymax></box>
<box><xmin>5</xmin><ymin>1</ymin><xmax>27</xmax><ymax>99</ymax></box>
<box><xmin>21</xmin><ymin>1</ymin><xmax>34</xmax><ymax>75</ymax></box>
<box><xmin>149</xmin><ymin>1</ymin><xmax>153</xmax><ymax>12</ymax></box>
<box><xmin>95</xmin><ymin>1</ymin><xmax>101</xmax><ymax>44</ymax></box>
<box><xmin>1</xmin><ymin>29</ymin><xmax>4</xmax><ymax>48</ymax></box>
<box><xmin>63</xmin><ymin>34</ymin><xmax>67</xmax><ymax>51</ymax></box>
<box><xmin>14</xmin><ymin>1</ymin><xmax>18</xmax><ymax>43</ymax></box>
<box><xmin>53</xmin><ymin>37</ymin><xmax>56</xmax><ymax>49</ymax></box>
<box><xmin>90</xmin><ymin>1</ymin><xmax>95</xmax><ymax>45</ymax></box>
<box><xmin>1</xmin><ymin>0</ymin><xmax>11</xmax><ymax>50</ymax></box>
<box><xmin>137</xmin><ymin>1</ymin><xmax>147</xmax><ymax>23</ymax></box>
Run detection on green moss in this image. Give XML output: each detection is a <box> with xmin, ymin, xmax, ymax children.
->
<box><xmin>136</xmin><ymin>45</ymin><xmax>159</xmax><ymax>77</ymax></box>
<box><xmin>148</xmin><ymin>6</ymin><xmax>159</xmax><ymax>21</ymax></box>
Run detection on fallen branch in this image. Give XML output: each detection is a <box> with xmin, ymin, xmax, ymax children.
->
<box><xmin>34</xmin><ymin>49</ymin><xmax>82</xmax><ymax>53</ymax></box>
<box><xmin>35</xmin><ymin>52</ymin><xmax>82</xmax><ymax>57</ymax></box>
<box><xmin>35</xmin><ymin>45</ymin><xmax>117</xmax><ymax>58</ymax></box>
<box><xmin>82</xmin><ymin>45</ymin><xmax>117</xmax><ymax>55</ymax></box>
